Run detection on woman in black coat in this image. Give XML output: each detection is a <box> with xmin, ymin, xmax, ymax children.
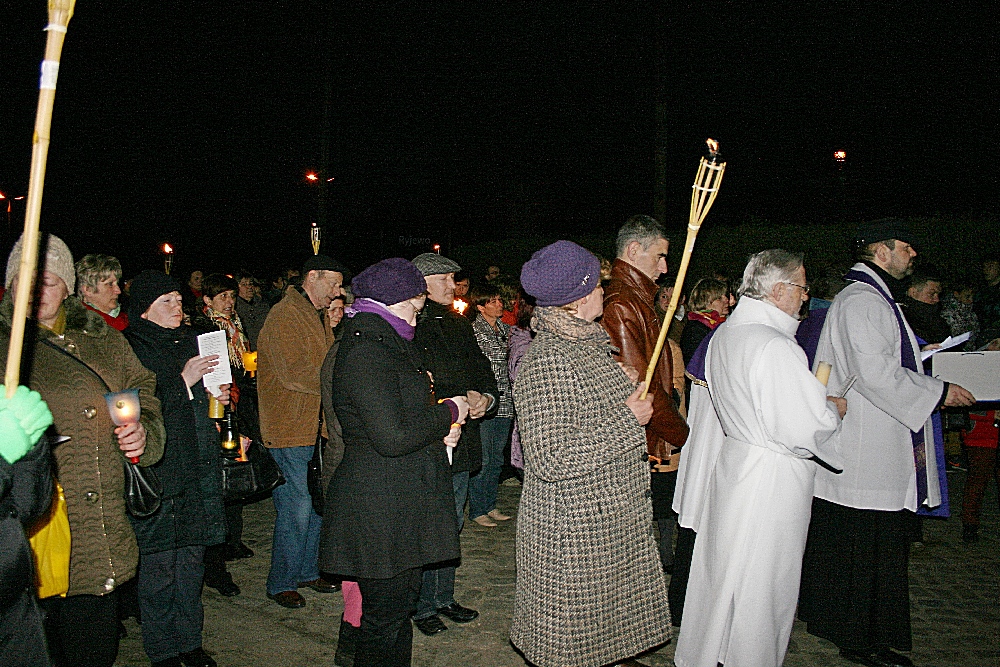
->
<box><xmin>124</xmin><ymin>271</ymin><xmax>230</xmax><ymax>667</ymax></box>
<box><xmin>319</xmin><ymin>258</ymin><xmax>469</xmax><ymax>667</ymax></box>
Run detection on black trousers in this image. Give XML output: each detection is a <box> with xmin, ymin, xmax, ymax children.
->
<box><xmin>650</xmin><ymin>470</ymin><xmax>678</xmax><ymax>571</ymax></box>
<box><xmin>668</xmin><ymin>525</ymin><xmax>697</xmax><ymax>626</ymax></box>
<box><xmin>1</xmin><ymin>588</ymin><xmax>50</xmax><ymax>667</ymax></box>
<box><xmin>799</xmin><ymin>498</ymin><xmax>916</xmax><ymax>652</ymax></box>
<box><xmin>355</xmin><ymin>567</ymin><xmax>423</xmax><ymax>667</ymax></box>
<box><xmin>40</xmin><ymin>589</ymin><xmax>120</xmax><ymax>667</ymax></box>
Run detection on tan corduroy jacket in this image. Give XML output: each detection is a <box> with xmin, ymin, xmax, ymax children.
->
<box><xmin>257</xmin><ymin>287</ymin><xmax>333</xmax><ymax>448</ymax></box>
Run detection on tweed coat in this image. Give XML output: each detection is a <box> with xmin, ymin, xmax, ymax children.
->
<box><xmin>319</xmin><ymin>312</ymin><xmax>459</xmax><ymax>579</ymax></box>
<box><xmin>0</xmin><ymin>294</ymin><xmax>165</xmax><ymax>597</ymax></box>
<box><xmin>510</xmin><ymin>307</ymin><xmax>671</xmax><ymax>667</ymax></box>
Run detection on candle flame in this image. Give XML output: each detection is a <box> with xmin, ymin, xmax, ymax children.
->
<box><xmin>453</xmin><ymin>299</ymin><xmax>468</xmax><ymax>315</ymax></box>
<box><xmin>834</xmin><ymin>150</ymin><xmax>846</xmax><ymax>162</ymax></box>
<box><xmin>706</xmin><ymin>138</ymin><xmax>719</xmax><ymax>155</ymax></box>
<box><xmin>163</xmin><ymin>243</ymin><xmax>173</xmax><ymax>254</ymax></box>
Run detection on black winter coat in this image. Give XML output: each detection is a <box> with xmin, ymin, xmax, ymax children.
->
<box><xmin>0</xmin><ymin>435</ymin><xmax>51</xmax><ymax>605</ymax></box>
<box><xmin>413</xmin><ymin>299</ymin><xmax>498</xmax><ymax>473</ymax></box>
<box><xmin>124</xmin><ymin>318</ymin><xmax>226</xmax><ymax>555</ymax></box>
<box><xmin>319</xmin><ymin>312</ymin><xmax>459</xmax><ymax>579</ymax></box>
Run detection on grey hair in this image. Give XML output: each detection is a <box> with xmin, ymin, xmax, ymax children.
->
<box><xmin>615</xmin><ymin>214</ymin><xmax>667</xmax><ymax>258</ymax></box>
<box><xmin>738</xmin><ymin>249</ymin><xmax>804</xmax><ymax>301</ymax></box>
<box><xmin>75</xmin><ymin>254</ymin><xmax>122</xmax><ymax>296</ymax></box>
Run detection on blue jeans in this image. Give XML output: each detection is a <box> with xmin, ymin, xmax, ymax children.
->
<box><xmin>414</xmin><ymin>471</ymin><xmax>469</xmax><ymax>619</ymax></box>
<box><xmin>468</xmin><ymin>417</ymin><xmax>511</xmax><ymax>519</ymax></box>
<box><xmin>267</xmin><ymin>446</ymin><xmax>322</xmax><ymax>595</ymax></box>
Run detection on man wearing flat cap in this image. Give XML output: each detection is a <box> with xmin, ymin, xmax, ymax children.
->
<box><xmin>798</xmin><ymin>219</ymin><xmax>975</xmax><ymax>667</ymax></box>
<box><xmin>409</xmin><ymin>252</ymin><xmax>499</xmax><ymax>636</ymax></box>
<box><xmin>258</xmin><ymin>254</ymin><xmax>347</xmax><ymax>608</ymax></box>
<box><xmin>602</xmin><ymin>215</ymin><xmax>689</xmax><ymax>574</ymax></box>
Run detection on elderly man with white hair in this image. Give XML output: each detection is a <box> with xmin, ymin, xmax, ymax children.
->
<box><xmin>674</xmin><ymin>249</ymin><xmax>846</xmax><ymax>667</ymax></box>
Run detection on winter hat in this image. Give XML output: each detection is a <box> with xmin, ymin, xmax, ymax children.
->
<box><xmin>855</xmin><ymin>218</ymin><xmax>916</xmax><ymax>248</ymax></box>
<box><xmin>302</xmin><ymin>254</ymin><xmax>351</xmax><ymax>280</ymax></box>
<box><xmin>351</xmin><ymin>258</ymin><xmax>427</xmax><ymax>306</ymax></box>
<box><xmin>6</xmin><ymin>233</ymin><xmax>75</xmax><ymax>293</ymax></box>
<box><xmin>128</xmin><ymin>270</ymin><xmax>181</xmax><ymax>321</ymax></box>
<box><xmin>520</xmin><ymin>240</ymin><xmax>601</xmax><ymax>307</ymax></box>
<box><xmin>411</xmin><ymin>252</ymin><xmax>462</xmax><ymax>276</ymax></box>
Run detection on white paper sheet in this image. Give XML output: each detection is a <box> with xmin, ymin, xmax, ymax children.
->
<box><xmin>196</xmin><ymin>330</ymin><xmax>233</xmax><ymax>392</ymax></box>
<box><xmin>932</xmin><ymin>351</ymin><xmax>1000</xmax><ymax>402</ymax></box>
<box><xmin>921</xmin><ymin>332</ymin><xmax>971</xmax><ymax>361</ymax></box>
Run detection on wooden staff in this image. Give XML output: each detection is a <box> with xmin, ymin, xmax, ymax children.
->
<box><xmin>4</xmin><ymin>0</ymin><xmax>77</xmax><ymax>399</ymax></box>
<box><xmin>640</xmin><ymin>139</ymin><xmax>726</xmax><ymax>399</ymax></box>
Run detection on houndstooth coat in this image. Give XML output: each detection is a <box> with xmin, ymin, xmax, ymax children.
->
<box><xmin>510</xmin><ymin>307</ymin><xmax>671</xmax><ymax>667</ymax></box>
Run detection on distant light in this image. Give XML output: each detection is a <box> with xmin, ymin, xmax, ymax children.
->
<box><xmin>306</xmin><ymin>172</ymin><xmax>319</xmax><ymax>181</ymax></box>
<box><xmin>163</xmin><ymin>243</ymin><xmax>173</xmax><ymax>254</ymax></box>
<box><xmin>0</xmin><ymin>193</ymin><xmax>5</xmax><ymax>200</ymax></box>
<box><xmin>326</xmin><ymin>177</ymin><xmax>335</xmax><ymax>182</ymax></box>
<box><xmin>433</xmin><ymin>244</ymin><xmax>441</xmax><ymax>254</ymax></box>
<box><xmin>834</xmin><ymin>150</ymin><xmax>846</xmax><ymax>162</ymax></box>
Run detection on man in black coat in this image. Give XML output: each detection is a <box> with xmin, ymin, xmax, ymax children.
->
<box><xmin>410</xmin><ymin>252</ymin><xmax>499</xmax><ymax>636</ymax></box>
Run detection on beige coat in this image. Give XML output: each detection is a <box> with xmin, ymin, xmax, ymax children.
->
<box><xmin>0</xmin><ymin>295</ymin><xmax>165</xmax><ymax>596</ymax></box>
<box><xmin>257</xmin><ymin>287</ymin><xmax>333</xmax><ymax>448</ymax></box>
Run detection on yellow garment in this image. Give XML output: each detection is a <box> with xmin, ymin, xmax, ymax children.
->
<box><xmin>39</xmin><ymin>304</ymin><xmax>67</xmax><ymax>336</ymax></box>
<box><xmin>29</xmin><ymin>480</ymin><xmax>71</xmax><ymax>598</ymax></box>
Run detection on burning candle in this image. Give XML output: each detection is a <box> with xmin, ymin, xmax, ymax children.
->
<box><xmin>311</xmin><ymin>223</ymin><xmax>321</xmax><ymax>255</ymax></box>
<box><xmin>162</xmin><ymin>243</ymin><xmax>174</xmax><ymax>275</ymax></box>
<box><xmin>105</xmin><ymin>389</ymin><xmax>141</xmax><ymax>462</ymax></box>
<box><xmin>241</xmin><ymin>350</ymin><xmax>258</xmax><ymax>376</ymax></box>
<box><xmin>453</xmin><ymin>299</ymin><xmax>468</xmax><ymax>315</ymax></box>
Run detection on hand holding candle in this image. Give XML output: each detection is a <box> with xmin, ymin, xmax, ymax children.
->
<box><xmin>105</xmin><ymin>389</ymin><xmax>145</xmax><ymax>463</ymax></box>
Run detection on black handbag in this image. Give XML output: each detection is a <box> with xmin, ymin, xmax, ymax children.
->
<box><xmin>124</xmin><ymin>459</ymin><xmax>162</xmax><ymax>518</ymax></box>
<box><xmin>221</xmin><ymin>439</ymin><xmax>285</xmax><ymax>503</ymax></box>
<box><xmin>306</xmin><ymin>408</ymin><xmax>326</xmax><ymax>516</ymax></box>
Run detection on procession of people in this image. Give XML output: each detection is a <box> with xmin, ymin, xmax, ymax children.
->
<box><xmin>0</xmin><ymin>213</ymin><xmax>993</xmax><ymax>667</ymax></box>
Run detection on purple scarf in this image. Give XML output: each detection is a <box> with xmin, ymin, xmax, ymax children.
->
<box><xmin>845</xmin><ymin>268</ymin><xmax>929</xmax><ymax>506</ymax></box>
<box><xmin>347</xmin><ymin>298</ymin><xmax>415</xmax><ymax>340</ymax></box>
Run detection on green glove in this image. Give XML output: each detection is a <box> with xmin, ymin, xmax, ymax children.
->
<box><xmin>0</xmin><ymin>385</ymin><xmax>54</xmax><ymax>464</ymax></box>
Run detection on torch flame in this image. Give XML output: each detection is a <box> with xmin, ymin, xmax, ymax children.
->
<box><xmin>706</xmin><ymin>138</ymin><xmax>719</xmax><ymax>156</ymax></box>
<box><xmin>163</xmin><ymin>243</ymin><xmax>173</xmax><ymax>254</ymax></box>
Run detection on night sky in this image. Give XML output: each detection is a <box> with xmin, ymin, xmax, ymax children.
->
<box><xmin>2</xmin><ymin>3</ymin><xmax>996</xmax><ymax>278</ymax></box>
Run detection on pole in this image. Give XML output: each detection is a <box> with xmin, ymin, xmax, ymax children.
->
<box><xmin>5</xmin><ymin>0</ymin><xmax>77</xmax><ymax>399</ymax></box>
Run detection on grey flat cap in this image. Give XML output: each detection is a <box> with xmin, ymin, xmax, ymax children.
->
<box><xmin>411</xmin><ymin>252</ymin><xmax>462</xmax><ymax>276</ymax></box>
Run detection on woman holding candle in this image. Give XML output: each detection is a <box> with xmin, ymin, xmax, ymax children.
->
<box><xmin>1</xmin><ymin>234</ymin><xmax>165</xmax><ymax>667</ymax></box>
<box><xmin>125</xmin><ymin>270</ymin><xmax>232</xmax><ymax>667</ymax></box>
<box><xmin>319</xmin><ymin>258</ymin><xmax>469</xmax><ymax>667</ymax></box>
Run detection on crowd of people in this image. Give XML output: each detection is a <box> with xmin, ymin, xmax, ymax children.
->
<box><xmin>0</xmin><ymin>214</ymin><xmax>996</xmax><ymax>667</ymax></box>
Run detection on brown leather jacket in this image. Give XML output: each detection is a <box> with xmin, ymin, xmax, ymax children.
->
<box><xmin>602</xmin><ymin>259</ymin><xmax>689</xmax><ymax>456</ymax></box>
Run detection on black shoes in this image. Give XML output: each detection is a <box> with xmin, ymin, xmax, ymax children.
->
<box><xmin>436</xmin><ymin>602</ymin><xmax>479</xmax><ymax>623</ymax></box>
<box><xmin>224</xmin><ymin>541</ymin><xmax>254</xmax><ymax>561</ymax></box>
<box><xmin>298</xmin><ymin>577</ymin><xmax>341</xmax><ymax>593</ymax></box>
<box><xmin>413</xmin><ymin>615</ymin><xmax>448</xmax><ymax>636</ymax></box>
<box><xmin>179</xmin><ymin>647</ymin><xmax>218</xmax><ymax>667</ymax></box>
<box><xmin>335</xmin><ymin>619</ymin><xmax>361</xmax><ymax>667</ymax></box>
<box><xmin>840</xmin><ymin>647</ymin><xmax>915</xmax><ymax>667</ymax></box>
<box><xmin>204</xmin><ymin>571</ymin><xmax>240</xmax><ymax>597</ymax></box>
<box><xmin>267</xmin><ymin>590</ymin><xmax>307</xmax><ymax>608</ymax></box>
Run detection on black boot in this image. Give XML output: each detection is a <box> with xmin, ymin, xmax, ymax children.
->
<box><xmin>334</xmin><ymin>618</ymin><xmax>361</xmax><ymax>667</ymax></box>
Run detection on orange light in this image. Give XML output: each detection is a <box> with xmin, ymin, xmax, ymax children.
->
<box><xmin>433</xmin><ymin>244</ymin><xmax>441</xmax><ymax>253</ymax></box>
<box><xmin>453</xmin><ymin>299</ymin><xmax>468</xmax><ymax>315</ymax></box>
<box><xmin>706</xmin><ymin>138</ymin><xmax>719</xmax><ymax>155</ymax></box>
<box><xmin>0</xmin><ymin>192</ymin><xmax>6</xmax><ymax>200</ymax></box>
<box><xmin>834</xmin><ymin>150</ymin><xmax>846</xmax><ymax>162</ymax></box>
<box><xmin>163</xmin><ymin>243</ymin><xmax>173</xmax><ymax>254</ymax></box>
<box><xmin>306</xmin><ymin>172</ymin><xmax>319</xmax><ymax>181</ymax></box>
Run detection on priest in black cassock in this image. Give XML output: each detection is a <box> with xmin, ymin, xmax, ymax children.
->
<box><xmin>799</xmin><ymin>219</ymin><xmax>976</xmax><ymax>667</ymax></box>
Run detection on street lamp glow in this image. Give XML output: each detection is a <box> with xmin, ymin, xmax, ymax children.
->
<box><xmin>306</xmin><ymin>172</ymin><xmax>319</xmax><ymax>181</ymax></box>
<box><xmin>834</xmin><ymin>150</ymin><xmax>846</xmax><ymax>162</ymax></box>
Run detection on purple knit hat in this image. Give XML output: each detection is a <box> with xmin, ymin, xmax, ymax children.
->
<box><xmin>351</xmin><ymin>258</ymin><xmax>426</xmax><ymax>305</ymax></box>
<box><xmin>520</xmin><ymin>240</ymin><xmax>601</xmax><ymax>307</ymax></box>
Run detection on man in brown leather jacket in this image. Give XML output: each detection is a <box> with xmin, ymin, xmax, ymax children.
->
<box><xmin>603</xmin><ymin>214</ymin><xmax>689</xmax><ymax>573</ymax></box>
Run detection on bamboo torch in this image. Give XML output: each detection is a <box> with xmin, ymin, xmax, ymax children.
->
<box><xmin>5</xmin><ymin>0</ymin><xmax>77</xmax><ymax>399</ymax></box>
<box><xmin>640</xmin><ymin>139</ymin><xmax>726</xmax><ymax>399</ymax></box>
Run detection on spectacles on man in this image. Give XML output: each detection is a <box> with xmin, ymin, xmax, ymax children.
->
<box><xmin>784</xmin><ymin>281</ymin><xmax>810</xmax><ymax>294</ymax></box>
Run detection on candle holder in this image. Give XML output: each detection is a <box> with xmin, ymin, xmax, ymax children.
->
<box><xmin>105</xmin><ymin>389</ymin><xmax>141</xmax><ymax>462</ymax></box>
<box><xmin>311</xmin><ymin>223</ymin><xmax>321</xmax><ymax>255</ymax></box>
<box><xmin>162</xmin><ymin>243</ymin><xmax>174</xmax><ymax>275</ymax></box>
<box><xmin>241</xmin><ymin>350</ymin><xmax>258</xmax><ymax>377</ymax></box>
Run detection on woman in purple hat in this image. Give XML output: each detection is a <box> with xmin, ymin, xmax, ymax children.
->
<box><xmin>318</xmin><ymin>258</ymin><xmax>469</xmax><ymax>667</ymax></box>
<box><xmin>510</xmin><ymin>241</ymin><xmax>671</xmax><ymax>667</ymax></box>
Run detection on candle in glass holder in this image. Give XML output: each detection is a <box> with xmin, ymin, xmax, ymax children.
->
<box><xmin>311</xmin><ymin>223</ymin><xmax>321</xmax><ymax>255</ymax></box>
<box><xmin>105</xmin><ymin>389</ymin><xmax>141</xmax><ymax>462</ymax></box>
<box><xmin>241</xmin><ymin>350</ymin><xmax>258</xmax><ymax>376</ymax></box>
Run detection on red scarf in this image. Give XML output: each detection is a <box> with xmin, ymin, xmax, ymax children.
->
<box><xmin>687</xmin><ymin>309</ymin><xmax>726</xmax><ymax>330</ymax></box>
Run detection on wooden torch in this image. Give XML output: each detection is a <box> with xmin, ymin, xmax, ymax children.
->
<box><xmin>5</xmin><ymin>0</ymin><xmax>77</xmax><ymax>399</ymax></box>
<box><xmin>640</xmin><ymin>139</ymin><xmax>726</xmax><ymax>399</ymax></box>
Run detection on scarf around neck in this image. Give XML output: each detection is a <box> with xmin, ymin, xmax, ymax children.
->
<box><xmin>347</xmin><ymin>298</ymin><xmax>415</xmax><ymax>340</ymax></box>
<box><xmin>531</xmin><ymin>306</ymin><xmax>612</xmax><ymax>347</ymax></box>
<box><xmin>687</xmin><ymin>309</ymin><xmax>726</xmax><ymax>330</ymax></box>
<box><xmin>203</xmin><ymin>305</ymin><xmax>249</xmax><ymax>370</ymax></box>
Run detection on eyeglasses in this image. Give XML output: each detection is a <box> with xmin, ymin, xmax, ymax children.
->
<box><xmin>784</xmin><ymin>281</ymin><xmax>810</xmax><ymax>294</ymax></box>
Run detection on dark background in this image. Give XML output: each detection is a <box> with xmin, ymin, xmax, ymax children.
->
<box><xmin>2</xmin><ymin>3</ymin><xmax>996</xmax><ymax>279</ymax></box>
